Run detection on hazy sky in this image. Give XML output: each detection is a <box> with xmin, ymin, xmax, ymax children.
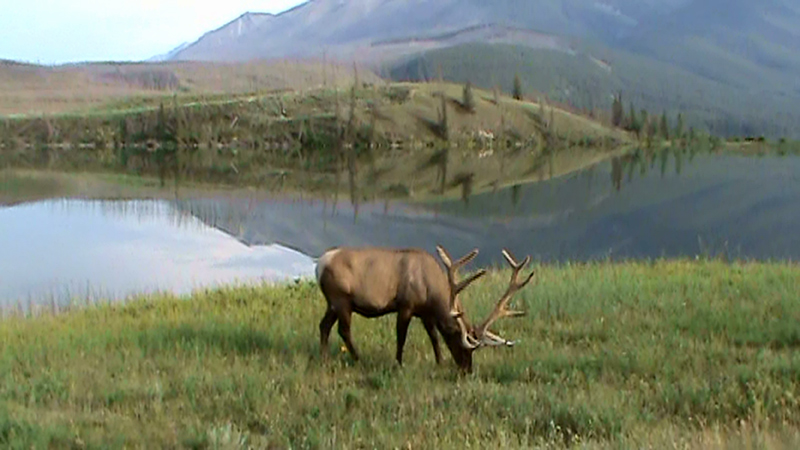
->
<box><xmin>0</xmin><ymin>0</ymin><xmax>306</xmax><ymax>64</ymax></box>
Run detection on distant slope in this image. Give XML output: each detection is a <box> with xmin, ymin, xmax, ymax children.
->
<box><xmin>359</xmin><ymin>24</ymin><xmax>572</xmax><ymax>64</ymax></box>
<box><xmin>146</xmin><ymin>42</ymin><xmax>191</xmax><ymax>62</ymax></box>
<box><xmin>168</xmin><ymin>0</ymin><xmax>686</xmax><ymax>63</ymax></box>
<box><xmin>171</xmin><ymin>12</ymin><xmax>277</xmax><ymax>62</ymax></box>
<box><xmin>619</xmin><ymin>0</ymin><xmax>800</xmax><ymax>96</ymax></box>
<box><xmin>172</xmin><ymin>0</ymin><xmax>493</xmax><ymax>62</ymax></box>
<box><xmin>0</xmin><ymin>60</ymin><xmax>381</xmax><ymax>116</ymax></box>
<box><xmin>386</xmin><ymin>42</ymin><xmax>800</xmax><ymax>139</ymax></box>
<box><xmin>159</xmin><ymin>0</ymin><xmax>800</xmax><ymax>139</ymax></box>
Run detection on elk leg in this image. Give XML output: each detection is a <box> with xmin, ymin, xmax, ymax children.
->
<box><xmin>337</xmin><ymin>310</ymin><xmax>360</xmax><ymax>361</ymax></box>
<box><xmin>421</xmin><ymin>316</ymin><xmax>442</xmax><ymax>365</ymax></box>
<box><xmin>319</xmin><ymin>309</ymin><xmax>338</xmax><ymax>358</ymax></box>
<box><xmin>395</xmin><ymin>310</ymin><xmax>413</xmax><ymax>366</ymax></box>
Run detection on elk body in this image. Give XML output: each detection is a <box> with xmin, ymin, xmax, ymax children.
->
<box><xmin>315</xmin><ymin>245</ymin><xmax>535</xmax><ymax>372</ymax></box>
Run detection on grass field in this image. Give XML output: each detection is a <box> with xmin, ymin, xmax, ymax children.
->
<box><xmin>1</xmin><ymin>260</ymin><xmax>798</xmax><ymax>448</ymax></box>
<box><xmin>0</xmin><ymin>59</ymin><xmax>382</xmax><ymax>117</ymax></box>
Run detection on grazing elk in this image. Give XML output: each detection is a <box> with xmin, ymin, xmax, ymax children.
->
<box><xmin>314</xmin><ymin>245</ymin><xmax>535</xmax><ymax>372</ymax></box>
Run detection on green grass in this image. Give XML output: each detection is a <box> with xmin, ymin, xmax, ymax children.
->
<box><xmin>1</xmin><ymin>260</ymin><xmax>799</xmax><ymax>448</ymax></box>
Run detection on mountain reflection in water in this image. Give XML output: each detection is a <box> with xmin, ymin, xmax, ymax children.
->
<box><xmin>2</xmin><ymin>151</ymin><xmax>798</xmax><ymax>308</ymax></box>
<box><xmin>178</xmin><ymin>152</ymin><xmax>800</xmax><ymax>267</ymax></box>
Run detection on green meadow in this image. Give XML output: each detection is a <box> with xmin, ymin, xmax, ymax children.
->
<box><xmin>1</xmin><ymin>260</ymin><xmax>798</xmax><ymax>448</ymax></box>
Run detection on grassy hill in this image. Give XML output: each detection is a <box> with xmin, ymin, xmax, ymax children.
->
<box><xmin>0</xmin><ymin>80</ymin><xmax>631</xmax><ymax>201</ymax></box>
<box><xmin>0</xmin><ymin>59</ymin><xmax>382</xmax><ymax>117</ymax></box>
<box><xmin>148</xmin><ymin>1</ymin><xmax>799</xmax><ymax>142</ymax></box>
<box><xmin>385</xmin><ymin>42</ymin><xmax>800</xmax><ymax>139</ymax></box>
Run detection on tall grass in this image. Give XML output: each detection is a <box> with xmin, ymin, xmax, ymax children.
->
<box><xmin>1</xmin><ymin>260</ymin><xmax>799</xmax><ymax>448</ymax></box>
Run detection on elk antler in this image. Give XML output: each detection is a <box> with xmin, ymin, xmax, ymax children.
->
<box><xmin>436</xmin><ymin>245</ymin><xmax>487</xmax><ymax>312</ymax></box>
<box><xmin>458</xmin><ymin>248</ymin><xmax>535</xmax><ymax>350</ymax></box>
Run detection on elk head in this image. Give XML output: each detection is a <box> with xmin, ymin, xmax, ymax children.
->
<box><xmin>436</xmin><ymin>245</ymin><xmax>536</xmax><ymax>373</ymax></box>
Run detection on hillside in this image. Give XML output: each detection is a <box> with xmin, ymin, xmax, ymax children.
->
<box><xmin>619</xmin><ymin>0</ymin><xmax>800</xmax><ymax>96</ymax></box>
<box><xmin>1</xmin><ymin>80</ymin><xmax>631</xmax><ymax>201</ymax></box>
<box><xmin>0</xmin><ymin>60</ymin><xmax>381</xmax><ymax>116</ymax></box>
<box><xmin>159</xmin><ymin>0</ymin><xmax>800</xmax><ymax>140</ymax></box>
<box><xmin>168</xmin><ymin>0</ymin><xmax>700</xmax><ymax>63</ymax></box>
<box><xmin>165</xmin><ymin>0</ymin><xmax>800</xmax><ymax>85</ymax></box>
<box><xmin>146</xmin><ymin>42</ymin><xmax>191</xmax><ymax>62</ymax></box>
<box><xmin>386</xmin><ymin>42</ymin><xmax>800</xmax><ymax>139</ymax></box>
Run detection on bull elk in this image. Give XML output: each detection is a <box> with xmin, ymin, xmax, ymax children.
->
<box><xmin>314</xmin><ymin>245</ymin><xmax>535</xmax><ymax>372</ymax></box>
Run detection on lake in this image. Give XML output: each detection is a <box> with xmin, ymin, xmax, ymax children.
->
<box><xmin>2</xmin><ymin>150</ymin><xmax>799</xmax><ymax>308</ymax></box>
<box><xmin>0</xmin><ymin>199</ymin><xmax>316</xmax><ymax>310</ymax></box>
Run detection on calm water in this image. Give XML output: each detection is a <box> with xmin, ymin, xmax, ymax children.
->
<box><xmin>1</xmin><ymin>151</ymin><xmax>799</xmax><ymax>307</ymax></box>
<box><xmin>177</xmin><ymin>152</ymin><xmax>800</xmax><ymax>265</ymax></box>
<box><xmin>0</xmin><ymin>199</ymin><xmax>315</xmax><ymax>308</ymax></box>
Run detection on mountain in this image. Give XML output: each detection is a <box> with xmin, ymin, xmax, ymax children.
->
<box><xmin>170</xmin><ymin>12</ymin><xmax>277</xmax><ymax>62</ymax></box>
<box><xmin>161</xmin><ymin>0</ymin><xmax>800</xmax><ymax>138</ymax></box>
<box><xmin>146</xmin><ymin>42</ymin><xmax>192</xmax><ymax>62</ymax></box>
<box><xmin>387</xmin><ymin>42</ymin><xmax>800</xmax><ymax>138</ymax></box>
<box><xmin>166</xmin><ymin>0</ymin><xmax>800</xmax><ymax>90</ymax></box>
<box><xmin>618</xmin><ymin>0</ymin><xmax>800</xmax><ymax>94</ymax></box>
<box><xmin>168</xmin><ymin>0</ymin><xmax>694</xmax><ymax>63</ymax></box>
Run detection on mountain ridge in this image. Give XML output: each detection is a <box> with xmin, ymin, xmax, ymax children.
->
<box><xmin>153</xmin><ymin>0</ymin><xmax>800</xmax><ymax>138</ymax></box>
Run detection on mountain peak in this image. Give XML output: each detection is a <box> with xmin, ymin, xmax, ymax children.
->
<box><xmin>238</xmin><ymin>11</ymin><xmax>275</xmax><ymax>19</ymax></box>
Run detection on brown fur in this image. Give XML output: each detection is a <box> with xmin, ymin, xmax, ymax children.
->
<box><xmin>316</xmin><ymin>246</ymin><xmax>475</xmax><ymax>372</ymax></box>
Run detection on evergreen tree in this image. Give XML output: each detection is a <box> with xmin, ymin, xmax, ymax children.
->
<box><xmin>438</xmin><ymin>93</ymin><xmax>449</xmax><ymax>141</ymax></box>
<box><xmin>640</xmin><ymin>109</ymin><xmax>649</xmax><ymax>143</ymax></box>
<box><xmin>647</xmin><ymin>114</ymin><xmax>657</xmax><ymax>145</ymax></box>
<box><xmin>462</xmin><ymin>81</ymin><xmax>475</xmax><ymax>112</ymax></box>
<box><xmin>539</xmin><ymin>96</ymin><xmax>545</xmax><ymax>119</ymax></box>
<box><xmin>512</xmin><ymin>73</ymin><xmax>523</xmax><ymax>101</ymax></box>
<box><xmin>611</xmin><ymin>92</ymin><xmax>624</xmax><ymax>128</ymax></box>
<box><xmin>675</xmin><ymin>113</ymin><xmax>685</xmax><ymax>141</ymax></box>
<box><xmin>627</xmin><ymin>102</ymin><xmax>639</xmax><ymax>135</ymax></box>
<box><xmin>660</xmin><ymin>111</ymin><xmax>670</xmax><ymax>140</ymax></box>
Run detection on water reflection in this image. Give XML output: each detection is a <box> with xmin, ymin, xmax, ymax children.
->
<box><xmin>610</xmin><ymin>146</ymin><xmax>697</xmax><ymax>193</ymax></box>
<box><xmin>40</xmin><ymin>198</ymin><xmax>203</xmax><ymax>230</ymax></box>
<box><xmin>3</xmin><ymin>149</ymin><xmax>799</xmax><ymax>309</ymax></box>
<box><xmin>0</xmin><ymin>199</ymin><xmax>315</xmax><ymax>309</ymax></box>
<box><xmin>174</xmin><ymin>151</ymin><xmax>800</xmax><ymax>268</ymax></box>
<box><xmin>428</xmin><ymin>151</ymin><xmax>800</xmax><ymax>262</ymax></box>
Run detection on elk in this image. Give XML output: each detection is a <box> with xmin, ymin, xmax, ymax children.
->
<box><xmin>314</xmin><ymin>245</ymin><xmax>535</xmax><ymax>372</ymax></box>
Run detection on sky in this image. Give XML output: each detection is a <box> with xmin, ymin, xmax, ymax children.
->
<box><xmin>0</xmin><ymin>0</ymin><xmax>306</xmax><ymax>64</ymax></box>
